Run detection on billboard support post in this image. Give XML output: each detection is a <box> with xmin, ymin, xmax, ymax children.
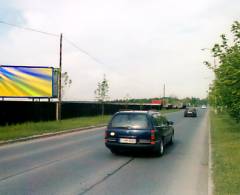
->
<box><xmin>56</xmin><ymin>33</ymin><xmax>63</xmax><ymax>121</ymax></box>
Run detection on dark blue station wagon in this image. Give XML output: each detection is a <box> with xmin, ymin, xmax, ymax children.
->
<box><xmin>105</xmin><ymin>111</ymin><xmax>174</xmax><ymax>156</ymax></box>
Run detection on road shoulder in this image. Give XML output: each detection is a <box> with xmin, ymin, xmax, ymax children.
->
<box><xmin>208</xmin><ymin>110</ymin><xmax>213</xmax><ymax>195</ymax></box>
<box><xmin>0</xmin><ymin>124</ymin><xmax>106</xmax><ymax>147</ymax></box>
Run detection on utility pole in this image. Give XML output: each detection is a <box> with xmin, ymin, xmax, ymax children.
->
<box><xmin>163</xmin><ymin>83</ymin><xmax>165</xmax><ymax>106</ymax></box>
<box><xmin>56</xmin><ymin>33</ymin><xmax>63</xmax><ymax>121</ymax></box>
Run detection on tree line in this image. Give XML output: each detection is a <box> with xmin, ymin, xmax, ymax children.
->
<box><xmin>205</xmin><ymin>21</ymin><xmax>240</xmax><ymax>121</ymax></box>
<box><xmin>94</xmin><ymin>74</ymin><xmax>207</xmax><ymax>116</ymax></box>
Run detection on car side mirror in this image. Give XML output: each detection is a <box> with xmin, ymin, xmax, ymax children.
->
<box><xmin>167</xmin><ymin>121</ymin><xmax>174</xmax><ymax>126</ymax></box>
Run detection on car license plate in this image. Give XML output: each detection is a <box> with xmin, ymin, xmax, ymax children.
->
<box><xmin>188</xmin><ymin>112</ymin><xmax>192</xmax><ymax>114</ymax></box>
<box><xmin>119</xmin><ymin>138</ymin><xmax>136</xmax><ymax>144</ymax></box>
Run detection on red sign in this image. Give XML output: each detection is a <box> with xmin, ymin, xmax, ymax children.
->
<box><xmin>151</xmin><ymin>100</ymin><xmax>162</xmax><ymax>105</ymax></box>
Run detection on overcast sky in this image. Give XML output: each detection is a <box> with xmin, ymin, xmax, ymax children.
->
<box><xmin>0</xmin><ymin>0</ymin><xmax>239</xmax><ymax>100</ymax></box>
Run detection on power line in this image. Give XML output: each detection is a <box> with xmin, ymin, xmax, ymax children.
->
<box><xmin>63</xmin><ymin>36</ymin><xmax>107</xmax><ymax>66</ymax></box>
<box><xmin>0</xmin><ymin>19</ymin><xmax>107</xmax><ymax>66</ymax></box>
<box><xmin>0</xmin><ymin>20</ymin><xmax>59</xmax><ymax>37</ymax></box>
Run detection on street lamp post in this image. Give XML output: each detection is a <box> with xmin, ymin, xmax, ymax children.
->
<box><xmin>201</xmin><ymin>48</ymin><xmax>217</xmax><ymax>113</ymax></box>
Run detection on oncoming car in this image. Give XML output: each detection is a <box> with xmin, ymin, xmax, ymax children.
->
<box><xmin>105</xmin><ymin>110</ymin><xmax>174</xmax><ymax>156</ymax></box>
<box><xmin>184</xmin><ymin>108</ymin><xmax>197</xmax><ymax>117</ymax></box>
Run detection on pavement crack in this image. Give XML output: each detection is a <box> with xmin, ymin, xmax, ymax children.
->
<box><xmin>79</xmin><ymin>157</ymin><xmax>134</xmax><ymax>195</ymax></box>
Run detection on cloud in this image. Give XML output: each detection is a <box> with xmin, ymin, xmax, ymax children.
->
<box><xmin>0</xmin><ymin>0</ymin><xmax>239</xmax><ymax>100</ymax></box>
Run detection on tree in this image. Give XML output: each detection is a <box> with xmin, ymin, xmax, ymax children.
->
<box><xmin>61</xmin><ymin>71</ymin><xmax>72</xmax><ymax>98</ymax></box>
<box><xmin>94</xmin><ymin>74</ymin><xmax>109</xmax><ymax>116</ymax></box>
<box><xmin>205</xmin><ymin>21</ymin><xmax>240</xmax><ymax>121</ymax></box>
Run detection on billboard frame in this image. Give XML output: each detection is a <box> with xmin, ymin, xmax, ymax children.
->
<box><xmin>0</xmin><ymin>65</ymin><xmax>56</xmax><ymax>98</ymax></box>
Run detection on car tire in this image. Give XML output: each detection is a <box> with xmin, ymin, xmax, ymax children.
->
<box><xmin>110</xmin><ymin>149</ymin><xmax>119</xmax><ymax>155</ymax></box>
<box><xmin>155</xmin><ymin>138</ymin><xmax>164</xmax><ymax>157</ymax></box>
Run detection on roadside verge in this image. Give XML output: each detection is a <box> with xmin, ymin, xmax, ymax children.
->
<box><xmin>210</xmin><ymin>110</ymin><xmax>240</xmax><ymax>194</ymax></box>
<box><xmin>0</xmin><ymin>124</ymin><xmax>106</xmax><ymax>146</ymax></box>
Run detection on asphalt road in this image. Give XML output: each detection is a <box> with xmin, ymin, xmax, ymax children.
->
<box><xmin>0</xmin><ymin>109</ymin><xmax>209</xmax><ymax>195</ymax></box>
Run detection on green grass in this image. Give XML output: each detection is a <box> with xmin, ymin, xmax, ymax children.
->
<box><xmin>0</xmin><ymin>115</ymin><xmax>111</xmax><ymax>141</ymax></box>
<box><xmin>210</xmin><ymin>110</ymin><xmax>240</xmax><ymax>195</ymax></box>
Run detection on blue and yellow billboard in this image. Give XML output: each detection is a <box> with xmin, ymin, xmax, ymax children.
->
<box><xmin>0</xmin><ymin>65</ymin><xmax>54</xmax><ymax>97</ymax></box>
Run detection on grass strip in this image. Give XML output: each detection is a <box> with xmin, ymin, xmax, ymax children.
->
<box><xmin>210</xmin><ymin>110</ymin><xmax>240</xmax><ymax>194</ymax></box>
<box><xmin>0</xmin><ymin>115</ymin><xmax>111</xmax><ymax>141</ymax></box>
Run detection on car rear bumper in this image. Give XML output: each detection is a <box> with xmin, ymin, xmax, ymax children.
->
<box><xmin>105</xmin><ymin>141</ymin><xmax>160</xmax><ymax>151</ymax></box>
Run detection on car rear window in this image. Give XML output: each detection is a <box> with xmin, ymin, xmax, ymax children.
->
<box><xmin>110</xmin><ymin>113</ymin><xmax>149</xmax><ymax>129</ymax></box>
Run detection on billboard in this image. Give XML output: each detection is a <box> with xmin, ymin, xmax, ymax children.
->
<box><xmin>0</xmin><ymin>65</ymin><xmax>55</xmax><ymax>98</ymax></box>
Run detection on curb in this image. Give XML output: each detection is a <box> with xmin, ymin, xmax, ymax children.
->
<box><xmin>208</xmin><ymin>110</ymin><xmax>214</xmax><ymax>195</ymax></box>
<box><xmin>0</xmin><ymin>124</ymin><xmax>107</xmax><ymax>147</ymax></box>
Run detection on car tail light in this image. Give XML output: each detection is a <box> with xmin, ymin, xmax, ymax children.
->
<box><xmin>150</xmin><ymin>130</ymin><xmax>155</xmax><ymax>144</ymax></box>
